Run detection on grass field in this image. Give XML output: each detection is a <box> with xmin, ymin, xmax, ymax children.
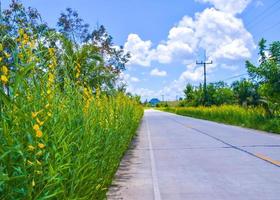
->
<box><xmin>161</xmin><ymin>105</ymin><xmax>280</xmax><ymax>134</ymax></box>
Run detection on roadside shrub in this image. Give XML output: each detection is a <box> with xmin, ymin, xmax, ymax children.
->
<box><xmin>163</xmin><ymin>105</ymin><xmax>280</xmax><ymax>133</ymax></box>
<box><xmin>0</xmin><ymin>28</ymin><xmax>143</xmax><ymax>199</ymax></box>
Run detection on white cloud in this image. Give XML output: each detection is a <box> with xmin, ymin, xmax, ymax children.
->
<box><xmin>124</xmin><ymin>34</ymin><xmax>153</xmax><ymax>67</ymax></box>
<box><xmin>118</xmin><ymin>72</ymin><xmax>140</xmax><ymax>85</ymax></box>
<box><xmin>220</xmin><ymin>64</ymin><xmax>239</xmax><ymax>71</ymax></box>
<box><xmin>124</xmin><ymin>8</ymin><xmax>255</xmax><ymax>67</ymax></box>
<box><xmin>194</xmin><ymin>8</ymin><xmax>255</xmax><ymax>61</ymax></box>
<box><xmin>179</xmin><ymin>67</ymin><xmax>204</xmax><ymax>82</ymax></box>
<box><xmin>150</xmin><ymin>68</ymin><xmax>167</xmax><ymax>77</ymax></box>
<box><xmin>130</xmin><ymin>77</ymin><xmax>140</xmax><ymax>82</ymax></box>
<box><xmin>123</xmin><ymin>0</ymin><xmax>256</xmax><ymax>101</ymax></box>
<box><xmin>196</xmin><ymin>0</ymin><xmax>252</xmax><ymax>14</ymax></box>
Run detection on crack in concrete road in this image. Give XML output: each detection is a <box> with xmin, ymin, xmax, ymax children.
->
<box><xmin>169</xmin><ymin>116</ymin><xmax>280</xmax><ymax>168</ymax></box>
<box><xmin>108</xmin><ymin>110</ymin><xmax>280</xmax><ymax>200</ymax></box>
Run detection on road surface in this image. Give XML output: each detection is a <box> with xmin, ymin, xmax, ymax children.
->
<box><xmin>107</xmin><ymin>109</ymin><xmax>280</xmax><ymax>200</ymax></box>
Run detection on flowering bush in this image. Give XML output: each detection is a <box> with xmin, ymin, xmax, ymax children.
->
<box><xmin>163</xmin><ymin>105</ymin><xmax>279</xmax><ymax>133</ymax></box>
<box><xmin>0</xmin><ymin>27</ymin><xmax>143</xmax><ymax>199</ymax></box>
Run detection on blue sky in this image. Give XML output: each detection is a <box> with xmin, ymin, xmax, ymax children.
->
<box><xmin>2</xmin><ymin>0</ymin><xmax>280</xmax><ymax>101</ymax></box>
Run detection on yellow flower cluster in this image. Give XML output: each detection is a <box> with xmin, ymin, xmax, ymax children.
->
<box><xmin>47</xmin><ymin>48</ymin><xmax>57</xmax><ymax>101</ymax></box>
<box><xmin>17</xmin><ymin>29</ymin><xmax>37</xmax><ymax>64</ymax></box>
<box><xmin>0</xmin><ymin>44</ymin><xmax>10</xmax><ymax>85</ymax></box>
<box><xmin>1</xmin><ymin>66</ymin><xmax>8</xmax><ymax>85</ymax></box>
<box><xmin>33</xmin><ymin>124</ymin><xmax>43</xmax><ymax>138</ymax></box>
<box><xmin>18</xmin><ymin>28</ymin><xmax>30</xmax><ymax>46</ymax></box>
<box><xmin>75</xmin><ymin>63</ymin><xmax>81</xmax><ymax>79</ymax></box>
<box><xmin>83</xmin><ymin>87</ymin><xmax>94</xmax><ymax>113</ymax></box>
<box><xmin>28</xmin><ymin>108</ymin><xmax>48</xmax><ymax>186</ymax></box>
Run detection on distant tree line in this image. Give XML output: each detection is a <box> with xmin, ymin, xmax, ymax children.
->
<box><xmin>182</xmin><ymin>39</ymin><xmax>280</xmax><ymax>117</ymax></box>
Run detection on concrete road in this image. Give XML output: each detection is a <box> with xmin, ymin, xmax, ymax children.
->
<box><xmin>107</xmin><ymin>109</ymin><xmax>280</xmax><ymax>200</ymax></box>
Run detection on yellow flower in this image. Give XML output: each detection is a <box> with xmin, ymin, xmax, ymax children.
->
<box><xmin>30</xmin><ymin>41</ymin><xmax>35</xmax><ymax>49</ymax></box>
<box><xmin>36</xmin><ymin>130</ymin><xmax>43</xmax><ymax>138</ymax></box>
<box><xmin>48</xmin><ymin>73</ymin><xmax>55</xmax><ymax>83</ymax></box>
<box><xmin>4</xmin><ymin>52</ymin><xmax>10</xmax><ymax>58</ymax></box>
<box><xmin>49</xmin><ymin>63</ymin><xmax>55</xmax><ymax>69</ymax></box>
<box><xmin>33</xmin><ymin>124</ymin><xmax>40</xmax><ymax>131</ymax></box>
<box><xmin>36</xmin><ymin>118</ymin><xmax>44</xmax><ymax>126</ymax></box>
<box><xmin>48</xmin><ymin>48</ymin><xmax>56</xmax><ymax>58</ymax></box>
<box><xmin>38</xmin><ymin>143</ymin><xmax>45</xmax><ymax>149</ymax></box>
<box><xmin>23</xmin><ymin>33</ymin><xmax>29</xmax><ymax>41</ymax></box>
<box><xmin>1</xmin><ymin>75</ymin><xmax>8</xmax><ymax>85</ymax></box>
<box><xmin>2</xmin><ymin>66</ymin><xmax>8</xmax><ymax>74</ymax></box>
<box><xmin>28</xmin><ymin>145</ymin><xmax>35</xmax><ymax>151</ymax></box>
<box><xmin>18</xmin><ymin>53</ymin><xmax>24</xmax><ymax>60</ymax></box>
<box><xmin>32</xmin><ymin>112</ymin><xmax>38</xmax><ymax>118</ymax></box>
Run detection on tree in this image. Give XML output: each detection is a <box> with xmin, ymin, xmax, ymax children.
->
<box><xmin>231</xmin><ymin>79</ymin><xmax>260</xmax><ymax>106</ymax></box>
<box><xmin>2</xmin><ymin>0</ymin><xmax>49</xmax><ymax>36</ymax></box>
<box><xmin>57</xmin><ymin>8</ymin><xmax>90</xmax><ymax>44</ymax></box>
<box><xmin>246</xmin><ymin>39</ymin><xmax>280</xmax><ymax>114</ymax></box>
<box><xmin>209</xmin><ymin>82</ymin><xmax>234</xmax><ymax>106</ymax></box>
<box><xmin>184</xmin><ymin>83</ymin><xmax>195</xmax><ymax>102</ymax></box>
<box><xmin>87</xmin><ymin>25</ymin><xmax>130</xmax><ymax>74</ymax></box>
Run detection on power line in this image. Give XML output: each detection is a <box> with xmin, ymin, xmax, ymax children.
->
<box><xmin>246</xmin><ymin>0</ymin><xmax>280</xmax><ymax>29</ymax></box>
<box><xmin>221</xmin><ymin>73</ymin><xmax>248</xmax><ymax>82</ymax></box>
<box><xmin>262</xmin><ymin>20</ymin><xmax>280</xmax><ymax>33</ymax></box>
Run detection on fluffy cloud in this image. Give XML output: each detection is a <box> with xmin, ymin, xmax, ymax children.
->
<box><xmin>195</xmin><ymin>8</ymin><xmax>255</xmax><ymax>60</ymax></box>
<box><xmin>179</xmin><ymin>67</ymin><xmax>204</xmax><ymax>82</ymax></box>
<box><xmin>150</xmin><ymin>68</ymin><xmax>167</xmax><ymax>77</ymax></box>
<box><xmin>123</xmin><ymin>0</ymin><xmax>255</xmax><ymax>100</ymax></box>
<box><xmin>123</xmin><ymin>34</ymin><xmax>152</xmax><ymax>67</ymax></box>
<box><xmin>124</xmin><ymin>7</ymin><xmax>255</xmax><ymax>67</ymax></box>
<box><xmin>118</xmin><ymin>72</ymin><xmax>140</xmax><ymax>84</ymax></box>
<box><xmin>196</xmin><ymin>0</ymin><xmax>252</xmax><ymax>14</ymax></box>
<box><xmin>130</xmin><ymin>77</ymin><xmax>140</xmax><ymax>82</ymax></box>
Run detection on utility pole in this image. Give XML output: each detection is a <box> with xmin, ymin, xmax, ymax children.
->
<box><xmin>196</xmin><ymin>51</ymin><xmax>213</xmax><ymax>105</ymax></box>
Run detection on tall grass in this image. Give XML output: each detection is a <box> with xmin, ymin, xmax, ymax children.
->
<box><xmin>0</xmin><ymin>29</ymin><xmax>143</xmax><ymax>199</ymax></box>
<box><xmin>162</xmin><ymin>105</ymin><xmax>280</xmax><ymax>133</ymax></box>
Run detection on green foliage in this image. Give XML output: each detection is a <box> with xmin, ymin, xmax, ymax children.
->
<box><xmin>57</xmin><ymin>8</ymin><xmax>90</xmax><ymax>43</ymax></box>
<box><xmin>246</xmin><ymin>39</ymin><xmax>280</xmax><ymax>115</ymax></box>
<box><xmin>179</xmin><ymin>39</ymin><xmax>280</xmax><ymax>132</ymax></box>
<box><xmin>184</xmin><ymin>83</ymin><xmax>195</xmax><ymax>102</ymax></box>
<box><xmin>0</xmin><ymin>87</ymin><xmax>143</xmax><ymax>199</ymax></box>
<box><xmin>183</xmin><ymin>39</ymin><xmax>279</xmax><ymax>118</ymax></box>
<box><xmin>231</xmin><ymin>79</ymin><xmax>260</xmax><ymax>106</ymax></box>
<box><xmin>183</xmin><ymin>81</ymin><xmax>235</xmax><ymax>106</ymax></box>
<box><xmin>163</xmin><ymin>106</ymin><xmax>280</xmax><ymax>133</ymax></box>
<box><xmin>0</xmin><ymin>1</ymin><xmax>143</xmax><ymax>199</ymax></box>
